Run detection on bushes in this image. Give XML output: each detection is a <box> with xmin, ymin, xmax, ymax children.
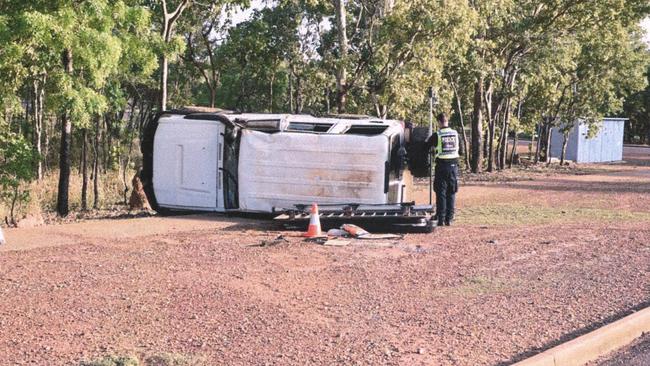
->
<box><xmin>0</xmin><ymin>130</ymin><xmax>36</xmax><ymax>226</ymax></box>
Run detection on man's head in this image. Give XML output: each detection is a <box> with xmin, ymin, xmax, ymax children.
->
<box><xmin>437</xmin><ymin>113</ymin><xmax>449</xmax><ymax>128</ymax></box>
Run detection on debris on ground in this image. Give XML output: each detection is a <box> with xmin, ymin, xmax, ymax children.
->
<box><xmin>356</xmin><ymin>233</ymin><xmax>403</xmax><ymax>240</ymax></box>
<box><xmin>326</xmin><ymin>228</ymin><xmax>347</xmax><ymax>237</ymax></box>
<box><xmin>249</xmin><ymin>234</ymin><xmax>289</xmax><ymax>247</ymax></box>
<box><xmin>307</xmin><ymin>224</ymin><xmax>403</xmax><ymax>248</ymax></box>
<box><xmin>323</xmin><ymin>239</ymin><xmax>352</xmax><ymax>247</ymax></box>
<box><xmin>341</xmin><ymin>224</ymin><xmax>369</xmax><ymax>237</ymax></box>
<box><xmin>341</xmin><ymin>224</ymin><xmax>404</xmax><ymax>240</ymax></box>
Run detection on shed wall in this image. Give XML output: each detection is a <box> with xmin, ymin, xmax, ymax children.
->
<box><xmin>550</xmin><ymin>118</ymin><xmax>625</xmax><ymax>163</ymax></box>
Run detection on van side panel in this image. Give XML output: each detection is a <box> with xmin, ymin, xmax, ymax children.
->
<box><xmin>238</xmin><ymin>130</ymin><xmax>389</xmax><ymax>212</ymax></box>
<box><xmin>153</xmin><ymin>117</ymin><xmax>223</xmax><ymax>210</ymax></box>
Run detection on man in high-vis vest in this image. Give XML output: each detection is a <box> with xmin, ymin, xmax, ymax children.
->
<box><xmin>428</xmin><ymin>113</ymin><xmax>460</xmax><ymax>226</ymax></box>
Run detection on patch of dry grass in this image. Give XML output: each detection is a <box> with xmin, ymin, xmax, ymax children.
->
<box><xmin>1</xmin><ymin>169</ymin><xmax>135</xmax><ymax>224</ymax></box>
<box><xmin>80</xmin><ymin>353</ymin><xmax>206</xmax><ymax>366</ymax></box>
<box><xmin>457</xmin><ymin>204</ymin><xmax>650</xmax><ymax>226</ymax></box>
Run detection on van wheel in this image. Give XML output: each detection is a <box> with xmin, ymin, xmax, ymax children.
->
<box><xmin>407</xmin><ymin>127</ymin><xmax>432</xmax><ymax>178</ymax></box>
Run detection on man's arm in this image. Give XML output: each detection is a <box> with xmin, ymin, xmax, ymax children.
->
<box><xmin>426</xmin><ymin>132</ymin><xmax>438</xmax><ymax>155</ymax></box>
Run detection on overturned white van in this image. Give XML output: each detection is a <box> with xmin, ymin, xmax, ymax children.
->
<box><xmin>141</xmin><ymin>109</ymin><xmax>434</xmax><ymax>232</ymax></box>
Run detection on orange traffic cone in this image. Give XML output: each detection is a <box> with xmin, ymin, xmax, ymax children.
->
<box><xmin>303</xmin><ymin>203</ymin><xmax>323</xmax><ymax>238</ymax></box>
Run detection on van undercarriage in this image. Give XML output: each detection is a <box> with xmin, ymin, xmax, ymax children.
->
<box><xmin>141</xmin><ymin>108</ymin><xmax>435</xmax><ymax>233</ymax></box>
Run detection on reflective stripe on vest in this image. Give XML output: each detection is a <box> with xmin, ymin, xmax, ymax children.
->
<box><xmin>436</xmin><ymin>128</ymin><xmax>460</xmax><ymax>159</ymax></box>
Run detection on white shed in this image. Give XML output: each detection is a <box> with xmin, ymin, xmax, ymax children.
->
<box><xmin>550</xmin><ymin>118</ymin><xmax>626</xmax><ymax>163</ymax></box>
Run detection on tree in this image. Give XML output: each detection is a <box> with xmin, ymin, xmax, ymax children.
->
<box><xmin>158</xmin><ymin>0</ymin><xmax>191</xmax><ymax>111</ymax></box>
<box><xmin>334</xmin><ymin>0</ymin><xmax>348</xmax><ymax>113</ymax></box>
<box><xmin>0</xmin><ymin>130</ymin><xmax>36</xmax><ymax>225</ymax></box>
<box><xmin>624</xmin><ymin>66</ymin><xmax>650</xmax><ymax>144</ymax></box>
<box><xmin>6</xmin><ymin>0</ymin><xmax>155</xmax><ymax>216</ymax></box>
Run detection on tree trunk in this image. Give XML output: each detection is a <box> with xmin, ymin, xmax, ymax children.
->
<box><xmin>93</xmin><ymin>117</ymin><xmax>101</xmax><ymax>209</ymax></box>
<box><xmin>33</xmin><ymin>79</ymin><xmax>44</xmax><ymax>181</ymax></box>
<box><xmin>450</xmin><ymin>80</ymin><xmax>471</xmax><ymax>169</ymax></box>
<box><xmin>470</xmin><ymin>77</ymin><xmax>484</xmax><ymax>173</ymax></box>
<box><xmin>509</xmin><ymin>131</ymin><xmax>518</xmax><ymax>169</ymax></box>
<box><xmin>288</xmin><ymin>73</ymin><xmax>294</xmax><ymax>113</ymax></box>
<box><xmin>208</xmin><ymin>85</ymin><xmax>216</xmax><ymax>108</ymax></box>
<box><xmin>335</xmin><ymin>0</ymin><xmax>348</xmax><ymax>113</ymax></box>
<box><xmin>56</xmin><ymin>48</ymin><xmax>73</xmax><ymax>217</ymax></box>
<box><xmin>497</xmin><ymin>69</ymin><xmax>517</xmax><ymax>170</ymax></box>
<box><xmin>502</xmin><ymin>128</ymin><xmax>509</xmax><ymax>169</ymax></box>
<box><xmin>295</xmin><ymin>75</ymin><xmax>303</xmax><ymax>114</ymax></box>
<box><xmin>560</xmin><ymin>132</ymin><xmax>569</xmax><ymax>165</ymax></box>
<box><xmin>485</xmin><ymin>100</ymin><xmax>496</xmax><ymax>172</ymax></box>
<box><xmin>325</xmin><ymin>87</ymin><xmax>331</xmax><ymax>115</ymax></box>
<box><xmin>545</xmin><ymin>123</ymin><xmax>553</xmax><ymax>164</ymax></box>
<box><xmin>486</xmin><ymin>114</ymin><xmax>494</xmax><ymax>172</ymax></box>
<box><xmin>483</xmin><ymin>122</ymin><xmax>489</xmax><ymax>159</ymax></box>
<box><xmin>9</xmin><ymin>186</ymin><xmax>19</xmax><ymax>227</ymax></box>
<box><xmin>160</xmin><ymin>55</ymin><xmax>168</xmax><ymax>111</ymax></box>
<box><xmin>529</xmin><ymin>130</ymin><xmax>535</xmax><ymax>161</ymax></box>
<box><xmin>121</xmin><ymin>101</ymin><xmax>138</xmax><ymax>205</ymax></box>
<box><xmin>269</xmin><ymin>72</ymin><xmax>275</xmax><ymax>113</ymax></box>
<box><xmin>104</xmin><ymin>116</ymin><xmax>111</xmax><ymax>173</ymax></box>
<box><xmin>498</xmin><ymin>98</ymin><xmax>512</xmax><ymax>169</ymax></box>
<box><xmin>534</xmin><ymin>121</ymin><xmax>542</xmax><ymax>164</ymax></box>
<box><xmin>81</xmin><ymin>129</ymin><xmax>89</xmax><ymax>211</ymax></box>
<box><xmin>159</xmin><ymin>0</ymin><xmax>190</xmax><ymax>112</ymax></box>
<box><xmin>43</xmin><ymin>117</ymin><xmax>49</xmax><ymax>173</ymax></box>
<box><xmin>484</xmin><ymin>81</ymin><xmax>496</xmax><ymax>172</ymax></box>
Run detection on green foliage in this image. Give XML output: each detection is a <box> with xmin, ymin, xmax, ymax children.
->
<box><xmin>0</xmin><ymin>0</ymin><xmax>648</xmax><ymax>217</ymax></box>
<box><xmin>0</xmin><ymin>129</ymin><xmax>37</xmax><ymax>224</ymax></box>
<box><xmin>624</xmin><ymin>66</ymin><xmax>650</xmax><ymax>143</ymax></box>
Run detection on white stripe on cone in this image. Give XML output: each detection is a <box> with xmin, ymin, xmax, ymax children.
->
<box><xmin>304</xmin><ymin>203</ymin><xmax>322</xmax><ymax>237</ymax></box>
<box><xmin>309</xmin><ymin>210</ymin><xmax>320</xmax><ymax>227</ymax></box>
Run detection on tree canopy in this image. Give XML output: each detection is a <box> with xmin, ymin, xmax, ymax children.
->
<box><xmin>0</xmin><ymin>0</ymin><xmax>648</xmax><ymax>217</ymax></box>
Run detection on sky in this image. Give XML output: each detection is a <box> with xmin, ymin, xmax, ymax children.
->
<box><xmin>642</xmin><ymin>17</ymin><xmax>650</xmax><ymax>46</ymax></box>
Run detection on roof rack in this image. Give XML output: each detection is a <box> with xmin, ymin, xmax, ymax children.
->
<box><xmin>325</xmin><ymin>113</ymin><xmax>373</xmax><ymax>120</ymax></box>
<box><xmin>168</xmin><ymin>106</ymin><xmax>233</xmax><ymax>115</ymax></box>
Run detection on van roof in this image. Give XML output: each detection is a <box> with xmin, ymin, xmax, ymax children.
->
<box><xmin>162</xmin><ymin>112</ymin><xmax>405</xmax><ymax>136</ymax></box>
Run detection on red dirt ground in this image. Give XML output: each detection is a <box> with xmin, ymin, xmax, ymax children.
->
<box><xmin>1</xmin><ymin>147</ymin><xmax>649</xmax><ymax>365</ymax></box>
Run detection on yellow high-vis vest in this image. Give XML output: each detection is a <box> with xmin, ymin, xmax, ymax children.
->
<box><xmin>436</xmin><ymin>127</ymin><xmax>460</xmax><ymax>160</ymax></box>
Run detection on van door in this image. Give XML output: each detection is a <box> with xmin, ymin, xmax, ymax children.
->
<box><xmin>153</xmin><ymin>116</ymin><xmax>224</xmax><ymax>211</ymax></box>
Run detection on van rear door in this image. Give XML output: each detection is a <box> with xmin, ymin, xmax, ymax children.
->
<box><xmin>153</xmin><ymin>116</ymin><xmax>224</xmax><ymax>211</ymax></box>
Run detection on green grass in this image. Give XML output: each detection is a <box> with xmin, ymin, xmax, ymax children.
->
<box><xmin>453</xmin><ymin>275</ymin><xmax>510</xmax><ymax>296</ymax></box>
<box><xmin>80</xmin><ymin>355</ymin><xmax>140</xmax><ymax>366</ymax></box>
<box><xmin>80</xmin><ymin>353</ymin><xmax>204</xmax><ymax>366</ymax></box>
<box><xmin>435</xmin><ymin>275</ymin><xmax>521</xmax><ymax>298</ymax></box>
<box><xmin>457</xmin><ymin>204</ymin><xmax>650</xmax><ymax>226</ymax></box>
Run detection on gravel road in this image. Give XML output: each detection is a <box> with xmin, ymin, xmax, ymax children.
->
<box><xmin>1</xmin><ymin>148</ymin><xmax>649</xmax><ymax>365</ymax></box>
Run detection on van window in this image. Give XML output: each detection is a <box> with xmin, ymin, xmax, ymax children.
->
<box><xmin>287</xmin><ymin>122</ymin><xmax>333</xmax><ymax>132</ymax></box>
<box><xmin>345</xmin><ymin>125</ymin><xmax>388</xmax><ymax>135</ymax></box>
<box><xmin>243</xmin><ymin>119</ymin><xmax>281</xmax><ymax>132</ymax></box>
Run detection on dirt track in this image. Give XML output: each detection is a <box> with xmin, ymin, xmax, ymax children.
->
<box><xmin>1</xmin><ymin>147</ymin><xmax>649</xmax><ymax>365</ymax></box>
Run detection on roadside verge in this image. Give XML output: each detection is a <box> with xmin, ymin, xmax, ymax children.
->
<box><xmin>514</xmin><ymin>306</ymin><xmax>650</xmax><ymax>366</ymax></box>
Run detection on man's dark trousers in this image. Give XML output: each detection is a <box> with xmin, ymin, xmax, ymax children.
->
<box><xmin>434</xmin><ymin>159</ymin><xmax>458</xmax><ymax>225</ymax></box>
